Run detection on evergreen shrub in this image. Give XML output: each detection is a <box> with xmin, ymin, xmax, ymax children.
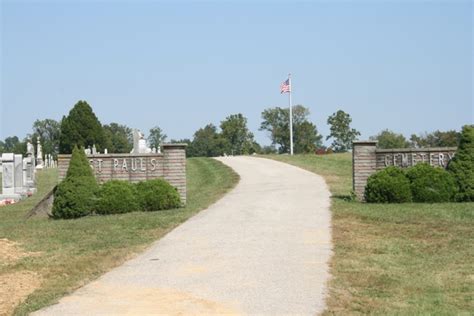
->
<box><xmin>365</xmin><ymin>166</ymin><xmax>412</xmax><ymax>203</ymax></box>
<box><xmin>136</xmin><ymin>179</ymin><xmax>181</xmax><ymax>211</ymax></box>
<box><xmin>52</xmin><ymin>146</ymin><xmax>98</xmax><ymax>219</ymax></box>
<box><xmin>406</xmin><ymin>163</ymin><xmax>457</xmax><ymax>203</ymax></box>
<box><xmin>447</xmin><ymin>125</ymin><xmax>474</xmax><ymax>202</ymax></box>
<box><xmin>96</xmin><ymin>180</ymin><xmax>139</xmax><ymax>215</ymax></box>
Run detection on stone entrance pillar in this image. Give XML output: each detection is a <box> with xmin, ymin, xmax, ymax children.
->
<box><xmin>352</xmin><ymin>141</ymin><xmax>377</xmax><ymax>201</ymax></box>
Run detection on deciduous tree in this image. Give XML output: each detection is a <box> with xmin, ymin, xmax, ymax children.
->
<box><xmin>326</xmin><ymin>110</ymin><xmax>360</xmax><ymax>152</ymax></box>
<box><xmin>148</xmin><ymin>126</ymin><xmax>167</xmax><ymax>149</ymax></box>
<box><xmin>370</xmin><ymin>129</ymin><xmax>410</xmax><ymax>149</ymax></box>
<box><xmin>104</xmin><ymin>123</ymin><xmax>133</xmax><ymax>153</ymax></box>
<box><xmin>32</xmin><ymin>118</ymin><xmax>61</xmax><ymax>157</ymax></box>
<box><xmin>220</xmin><ymin>113</ymin><xmax>255</xmax><ymax>155</ymax></box>
<box><xmin>260</xmin><ymin>105</ymin><xmax>322</xmax><ymax>154</ymax></box>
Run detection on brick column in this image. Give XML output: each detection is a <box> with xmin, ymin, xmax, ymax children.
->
<box><xmin>163</xmin><ymin>144</ymin><xmax>187</xmax><ymax>204</ymax></box>
<box><xmin>353</xmin><ymin>141</ymin><xmax>377</xmax><ymax>201</ymax></box>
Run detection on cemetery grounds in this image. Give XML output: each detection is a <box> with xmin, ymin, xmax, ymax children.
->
<box><xmin>268</xmin><ymin>153</ymin><xmax>473</xmax><ymax>315</ymax></box>
<box><xmin>0</xmin><ymin>158</ymin><xmax>239</xmax><ymax>315</ymax></box>
<box><xmin>0</xmin><ymin>153</ymin><xmax>472</xmax><ymax>315</ymax></box>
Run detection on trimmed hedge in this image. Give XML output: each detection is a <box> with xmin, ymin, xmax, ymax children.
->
<box><xmin>96</xmin><ymin>180</ymin><xmax>139</xmax><ymax>215</ymax></box>
<box><xmin>136</xmin><ymin>179</ymin><xmax>181</xmax><ymax>211</ymax></box>
<box><xmin>365</xmin><ymin>166</ymin><xmax>412</xmax><ymax>203</ymax></box>
<box><xmin>52</xmin><ymin>146</ymin><xmax>98</xmax><ymax>219</ymax></box>
<box><xmin>406</xmin><ymin>163</ymin><xmax>457</xmax><ymax>203</ymax></box>
<box><xmin>447</xmin><ymin>125</ymin><xmax>474</xmax><ymax>202</ymax></box>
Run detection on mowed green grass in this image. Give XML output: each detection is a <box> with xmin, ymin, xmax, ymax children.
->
<box><xmin>266</xmin><ymin>153</ymin><xmax>474</xmax><ymax>315</ymax></box>
<box><xmin>0</xmin><ymin>158</ymin><xmax>239</xmax><ymax>315</ymax></box>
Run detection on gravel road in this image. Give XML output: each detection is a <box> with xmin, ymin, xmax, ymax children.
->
<box><xmin>33</xmin><ymin>156</ymin><xmax>332</xmax><ymax>315</ymax></box>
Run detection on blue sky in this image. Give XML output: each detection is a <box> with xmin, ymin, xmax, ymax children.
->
<box><xmin>1</xmin><ymin>0</ymin><xmax>472</xmax><ymax>146</ymax></box>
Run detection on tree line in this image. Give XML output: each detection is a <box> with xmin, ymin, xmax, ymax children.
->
<box><xmin>0</xmin><ymin>100</ymin><xmax>462</xmax><ymax>157</ymax></box>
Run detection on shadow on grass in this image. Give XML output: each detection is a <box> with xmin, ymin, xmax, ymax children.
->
<box><xmin>331</xmin><ymin>194</ymin><xmax>356</xmax><ymax>202</ymax></box>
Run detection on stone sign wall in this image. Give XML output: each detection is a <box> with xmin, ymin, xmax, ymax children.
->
<box><xmin>58</xmin><ymin>144</ymin><xmax>187</xmax><ymax>203</ymax></box>
<box><xmin>353</xmin><ymin>141</ymin><xmax>457</xmax><ymax>201</ymax></box>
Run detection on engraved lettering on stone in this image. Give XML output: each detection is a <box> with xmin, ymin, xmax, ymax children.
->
<box><xmin>113</xmin><ymin>159</ymin><xmax>119</xmax><ymax>170</ymax></box>
<box><xmin>150</xmin><ymin>158</ymin><xmax>157</xmax><ymax>171</ymax></box>
<box><xmin>122</xmin><ymin>159</ymin><xmax>128</xmax><ymax>171</ymax></box>
<box><xmin>430</xmin><ymin>154</ymin><xmax>435</xmax><ymax>166</ymax></box>
<box><xmin>411</xmin><ymin>153</ymin><xmax>417</xmax><ymax>166</ymax></box>
<box><xmin>140</xmin><ymin>158</ymin><xmax>146</xmax><ymax>171</ymax></box>
<box><xmin>401</xmin><ymin>154</ymin><xmax>408</xmax><ymax>167</ymax></box>
<box><xmin>131</xmin><ymin>158</ymin><xmax>138</xmax><ymax>171</ymax></box>
<box><xmin>439</xmin><ymin>153</ymin><xmax>445</xmax><ymax>167</ymax></box>
<box><xmin>97</xmin><ymin>159</ymin><xmax>103</xmax><ymax>173</ymax></box>
<box><xmin>385</xmin><ymin>155</ymin><xmax>390</xmax><ymax>167</ymax></box>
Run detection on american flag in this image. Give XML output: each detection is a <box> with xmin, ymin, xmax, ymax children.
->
<box><xmin>280</xmin><ymin>78</ymin><xmax>291</xmax><ymax>94</ymax></box>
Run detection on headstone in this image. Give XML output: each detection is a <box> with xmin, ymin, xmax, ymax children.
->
<box><xmin>85</xmin><ymin>147</ymin><xmax>91</xmax><ymax>155</ymax></box>
<box><xmin>104</xmin><ymin>148</ymin><xmax>108</xmax><ymax>154</ymax></box>
<box><xmin>22</xmin><ymin>158</ymin><xmax>28</xmax><ymax>187</ymax></box>
<box><xmin>14</xmin><ymin>154</ymin><xmax>25</xmax><ymax>194</ymax></box>
<box><xmin>1</xmin><ymin>154</ymin><xmax>16</xmax><ymax>195</ymax></box>
<box><xmin>27</xmin><ymin>141</ymin><xmax>34</xmax><ymax>156</ymax></box>
<box><xmin>36</xmin><ymin>138</ymin><xmax>44</xmax><ymax>169</ymax></box>
<box><xmin>92</xmin><ymin>144</ymin><xmax>97</xmax><ymax>155</ymax></box>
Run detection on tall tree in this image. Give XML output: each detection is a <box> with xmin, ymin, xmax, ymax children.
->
<box><xmin>32</xmin><ymin>118</ymin><xmax>61</xmax><ymax>157</ymax></box>
<box><xmin>410</xmin><ymin>130</ymin><xmax>460</xmax><ymax>148</ymax></box>
<box><xmin>59</xmin><ymin>100</ymin><xmax>105</xmax><ymax>154</ymax></box>
<box><xmin>370</xmin><ymin>129</ymin><xmax>410</xmax><ymax>149</ymax></box>
<box><xmin>148</xmin><ymin>126</ymin><xmax>167</xmax><ymax>149</ymax></box>
<box><xmin>187</xmin><ymin>124</ymin><xmax>229</xmax><ymax>157</ymax></box>
<box><xmin>447</xmin><ymin>125</ymin><xmax>474</xmax><ymax>201</ymax></box>
<box><xmin>220</xmin><ymin>113</ymin><xmax>255</xmax><ymax>155</ymax></box>
<box><xmin>2</xmin><ymin>136</ymin><xmax>27</xmax><ymax>155</ymax></box>
<box><xmin>260</xmin><ymin>105</ymin><xmax>322</xmax><ymax>154</ymax></box>
<box><xmin>326</xmin><ymin>110</ymin><xmax>360</xmax><ymax>152</ymax></box>
<box><xmin>103</xmin><ymin>123</ymin><xmax>133</xmax><ymax>153</ymax></box>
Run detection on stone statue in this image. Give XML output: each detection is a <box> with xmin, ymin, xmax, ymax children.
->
<box><xmin>131</xmin><ymin>129</ymin><xmax>152</xmax><ymax>154</ymax></box>
<box><xmin>35</xmin><ymin>138</ymin><xmax>44</xmax><ymax>169</ymax></box>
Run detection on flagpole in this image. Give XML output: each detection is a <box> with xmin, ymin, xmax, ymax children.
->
<box><xmin>288</xmin><ymin>73</ymin><xmax>294</xmax><ymax>155</ymax></box>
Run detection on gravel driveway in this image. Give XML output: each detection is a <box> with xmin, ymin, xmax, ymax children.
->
<box><xmin>33</xmin><ymin>156</ymin><xmax>332</xmax><ymax>315</ymax></box>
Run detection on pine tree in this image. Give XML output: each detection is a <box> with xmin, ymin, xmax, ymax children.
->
<box><xmin>59</xmin><ymin>100</ymin><xmax>105</xmax><ymax>154</ymax></box>
<box><xmin>447</xmin><ymin>125</ymin><xmax>474</xmax><ymax>201</ymax></box>
<box><xmin>52</xmin><ymin>146</ymin><xmax>98</xmax><ymax>219</ymax></box>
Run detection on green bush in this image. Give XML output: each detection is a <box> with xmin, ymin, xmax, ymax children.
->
<box><xmin>447</xmin><ymin>125</ymin><xmax>474</xmax><ymax>202</ymax></box>
<box><xmin>406</xmin><ymin>163</ymin><xmax>457</xmax><ymax>203</ymax></box>
<box><xmin>96</xmin><ymin>180</ymin><xmax>139</xmax><ymax>215</ymax></box>
<box><xmin>365</xmin><ymin>166</ymin><xmax>412</xmax><ymax>203</ymax></box>
<box><xmin>52</xmin><ymin>146</ymin><xmax>98</xmax><ymax>219</ymax></box>
<box><xmin>136</xmin><ymin>179</ymin><xmax>181</xmax><ymax>211</ymax></box>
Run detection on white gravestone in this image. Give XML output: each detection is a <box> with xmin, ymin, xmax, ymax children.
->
<box><xmin>14</xmin><ymin>154</ymin><xmax>24</xmax><ymax>194</ymax></box>
<box><xmin>36</xmin><ymin>139</ymin><xmax>44</xmax><ymax>169</ymax></box>
<box><xmin>1</xmin><ymin>153</ymin><xmax>21</xmax><ymax>200</ymax></box>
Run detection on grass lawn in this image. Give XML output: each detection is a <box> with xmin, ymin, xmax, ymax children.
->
<box><xmin>266</xmin><ymin>153</ymin><xmax>473</xmax><ymax>315</ymax></box>
<box><xmin>0</xmin><ymin>157</ymin><xmax>239</xmax><ymax>315</ymax></box>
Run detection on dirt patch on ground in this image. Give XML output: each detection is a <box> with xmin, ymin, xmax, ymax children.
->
<box><xmin>0</xmin><ymin>239</ymin><xmax>43</xmax><ymax>316</ymax></box>
<box><xmin>47</xmin><ymin>283</ymin><xmax>240</xmax><ymax>315</ymax></box>
<box><xmin>0</xmin><ymin>271</ymin><xmax>42</xmax><ymax>316</ymax></box>
<box><xmin>0</xmin><ymin>238</ymin><xmax>41</xmax><ymax>265</ymax></box>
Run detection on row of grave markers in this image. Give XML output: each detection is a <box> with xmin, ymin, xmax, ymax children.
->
<box><xmin>0</xmin><ymin>140</ymin><xmax>57</xmax><ymax>203</ymax></box>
